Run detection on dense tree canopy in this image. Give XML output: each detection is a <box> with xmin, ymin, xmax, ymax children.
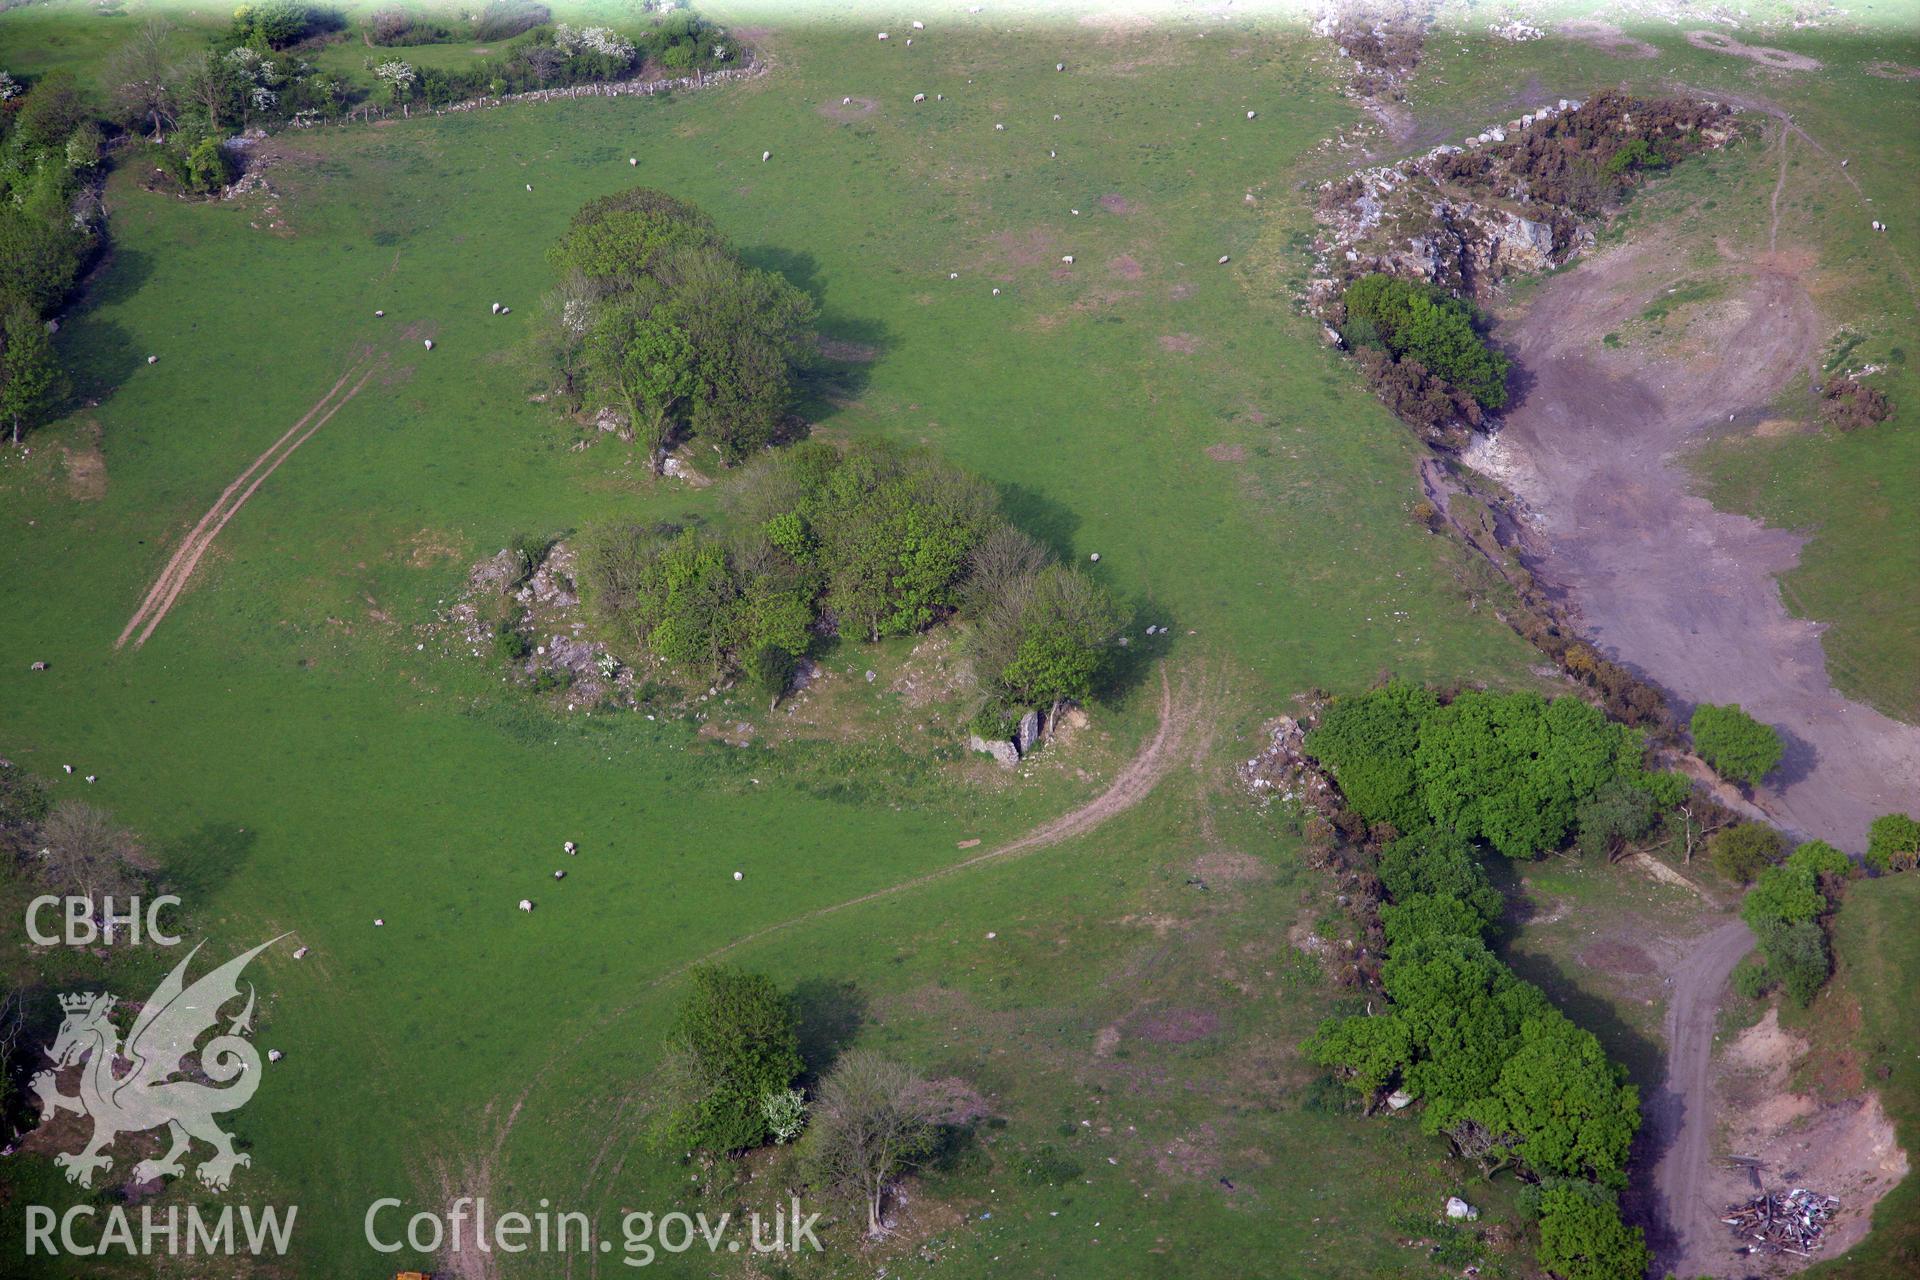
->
<box><xmin>1304</xmin><ymin>679</ymin><xmax>1436</xmax><ymax>834</ymax></box>
<box><xmin>655</xmin><ymin>965</ymin><xmax>803</xmax><ymax>1153</ymax></box>
<box><xmin>546</xmin><ymin>188</ymin><xmax>814</xmax><ymax>469</ymax></box>
<box><xmin>0</xmin><ymin>70</ymin><xmax>103</xmax><ymax>439</ymax></box>
<box><xmin>1306</xmin><ymin>683</ymin><xmax>1659</xmax><ymax>860</ymax></box>
<box><xmin>579</xmin><ymin>442</ymin><xmax>1120</xmax><ymax>713</ymax></box>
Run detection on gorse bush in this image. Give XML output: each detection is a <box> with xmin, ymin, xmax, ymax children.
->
<box><xmin>1689</xmin><ymin>703</ymin><xmax>1783</xmax><ymax>787</ymax></box>
<box><xmin>1865</xmin><ymin>812</ymin><xmax>1920</xmax><ymax>873</ymax></box>
<box><xmin>1708</xmin><ymin>821</ymin><xmax>1784</xmax><ymax>883</ymax></box>
<box><xmin>1342</xmin><ymin>274</ymin><xmax>1511</xmax><ymax>411</ymax></box>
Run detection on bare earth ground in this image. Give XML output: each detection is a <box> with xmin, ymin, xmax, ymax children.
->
<box><xmin>1642</xmin><ymin>919</ymin><xmax>1754</xmax><ymax>1275</ymax></box>
<box><xmin>1488</xmin><ymin>228</ymin><xmax>1920</xmax><ymax>852</ymax></box>
<box><xmin>1710</xmin><ymin>1009</ymin><xmax>1908</xmax><ymax>1274</ymax></box>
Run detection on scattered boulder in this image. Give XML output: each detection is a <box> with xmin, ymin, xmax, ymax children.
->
<box><xmin>1445</xmin><ymin>1197</ymin><xmax>1479</xmax><ymax>1221</ymax></box>
<box><xmin>1386</xmin><ymin>1088</ymin><xmax>1414</xmax><ymax>1110</ymax></box>
<box><xmin>1014</xmin><ymin>708</ymin><xmax>1044</xmax><ymax>757</ymax></box>
<box><xmin>969</xmin><ymin>734</ymin><xmax>1020</xmax><ymax>769</ymax></box>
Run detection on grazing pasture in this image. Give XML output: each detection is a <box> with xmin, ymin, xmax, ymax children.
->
<box><xmin>1</xmin><ymin>3</ymin><xmax>1914</xmax><ymax>1277</ymax></box>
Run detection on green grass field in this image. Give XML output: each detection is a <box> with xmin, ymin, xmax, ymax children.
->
<box><xmin>1</xmin><ymin>3</ymin><xmax>1915</xmax><ymax>1276</ymax></box>
<box><xmin>1806</xmin><ymin>872</ymin><xmax>1920</xmax><ymax>1279</ymax></box>
<box><xmin>0</xmin><ymin>9</ymin><xmax>1542</xmax><ymax>1276</ymax></box>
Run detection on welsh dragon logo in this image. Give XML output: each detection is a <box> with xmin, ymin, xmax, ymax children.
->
<box><xmin>30</xmin><ymin>936</ymin><xmax>284</xmax><ymax>1192</ymax></box>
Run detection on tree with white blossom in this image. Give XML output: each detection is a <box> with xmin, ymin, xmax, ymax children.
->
<box><xmin>372</xmin><ymin>58</ymin><xmax>416</xmax><ymax>106</ymax></box>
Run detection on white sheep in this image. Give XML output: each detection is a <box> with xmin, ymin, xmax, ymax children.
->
<box><xmin>912</xmin><ymin>20</ymin><xmax>924</xmax><ymax>29</ymax></box>
<box><xmin>995</xmin><ymin>123</ymin><xmax>1005</xmax><ymax>131</ymax></box>
<box><xmin>1089</xmin><ymin>552</ymin><xmax>1101</xmax><ymax>562</ymax></box>
<box><xmin>564</xmin><ymin>840</ymin><xmax>577</xmax><ymax>854</ymax></box>
<box><xmin>914</xmin><ymin>93</ymin><xmax>926</xmax><ymax>103</ymax></box>
<box><xmin>518</xmin><ymin>899</ymin><xmax>534</xmax><ymax>912</ymax></box>
<box><xmin>501</xmin><ymin>306</ymin><xmax>510</xmax><ymax>315</ymax></box>
<box><xmin>992</xmin><ymin>287</ymin><xmax>1001</xmax><ymax>295</ymax></box>
<box><xmin>762</xmin><ymin>150</ymin><xmax>771</xmax><ymax>162</ymax></box>
<box><xmin>267</xmin><ymin>1050</ymin><xmax>283</xmax><ymax>1063</ymax></box>
<box><xmin>1218</xmin><ymin>255</ymin><xmax>1231</xmax><ymax>265</ymax></box>
<box><xmin>843</xmin><ymin>97</ymin><xmax>851</xmax><ymax>105</ymax></box>
<box><xmin>1246</xmin><ymin>110</ymin><xmax>1256</xmax><ymax>119</ymax></box>
<box><xmin>553</xmin><ymin>869</ymin><xmax>566</xmax><ymax>879</ymax></box>
<box><xmin>374</xmin><ymin>918</ymin><xmax>385</xmax><ymax>927</ymax></box>
<box><xmin>375</xmin><ymin>310</ymin><xmax>384</xmax><ymax>317</ymax></box>
<box><xmin>877</xmin><ymin>31</ymin><xmax>888</xmax><ymax>40</ymax></box>
<box><xmin>733</xmin><ymin>870</ymin><xmax>744</xmax><ymax>881</ymax></box>
<box><xmin>62</xmin><ymin>765</ymin><xmax>72</xmax><ymax>774</ymax></box>
<box><xmin>84</xmin><ymin>775</ymin><xmax>96</xmax><ymax>784</ymax></box>
<box><xmin>491</xmin><ymin>302</ymin><xmax>501</xmax><ymax>314</ymax></box>
<box><xmin>423</xmin><ymin>339</ymin><xmax>433</xmax><ymax>350</ymax></box>
<box><xmin>629</xmin><ymin>157</ymin><xmax>638</xmax><ymax>165</ymax></box>
<box><xmin>949</xmin><ymin>272</ymin><xmax>959</xmax><ymax>279</ymax></box>
<box><xmin>147</xmin><ymin>355</ymin><xmax>158</xmax><ymax>365</ymax></box>
<box><xmin>293</xmin><ymin>946</ymin><xmax>309</xmax><ymax>959</ymax></box>
<box><xmin>525</xmin><ymin>183</ymin><xmax>533</xmax><ymax>192</ymax></box>
<box><xmin>1062</xmin><ymin>255</ymin><xmax>1074</xmax><ymax>264</ymax></box>
<box><xmin>1056</xmin><ymin>62</ymin><xmax>1066</xmax><ymax>72</ymax></box>
<box><xmin>1071</xmin><ymin>208</ymin><xmax>1080</xmax><ymax>215</ymax></box>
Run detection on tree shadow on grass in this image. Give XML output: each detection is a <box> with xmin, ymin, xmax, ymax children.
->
<box><xmin>791</xmin><ymin>976</ymin><xmax>867</xmax><ymax>1084</ymax></box>
<box><xmin>742</xmin><ymin>245</ymin><xmax>891</xmax><ymax>412</ymax></box>
<box><xmin>159</xmin><ymin>821</ymin><xmax>258</xmax><ymax>912</ymax></box>
<box><xmin>993</xmin><ymin>482</ymin><xmax>1079</xmax><ymax>562</ymax></box>
<box><xmin>55</xmin><ymin>248</ymin><xmax>155</xmax><ymax>410</ymax></box>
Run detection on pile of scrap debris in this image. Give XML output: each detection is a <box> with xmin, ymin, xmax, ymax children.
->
<box><xmin>1722</xmin><ymin>1188</ymin><xmax>1839</xmax><ymax>1258</ymax></box>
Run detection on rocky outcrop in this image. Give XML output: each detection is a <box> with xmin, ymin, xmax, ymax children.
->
<box><xmin>1015</xmin><ymin>709</ymin><xmax>1044</xmax><ymax>757</ymax></box>
<box><xmin>1308</xmin><ymin>92</ymin><xmax>1732</xmax><ymax>317</ymax></box>
<box><xmin>969</xmin><ymin>734</ymin><xmax>1020</xmax><ymax>769</ymax></box>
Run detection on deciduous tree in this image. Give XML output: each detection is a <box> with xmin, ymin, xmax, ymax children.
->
<box><xmin>801</xmin><ymin>1050</ymin><xmax>945</xmax><ymax>1237</ymax></box>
